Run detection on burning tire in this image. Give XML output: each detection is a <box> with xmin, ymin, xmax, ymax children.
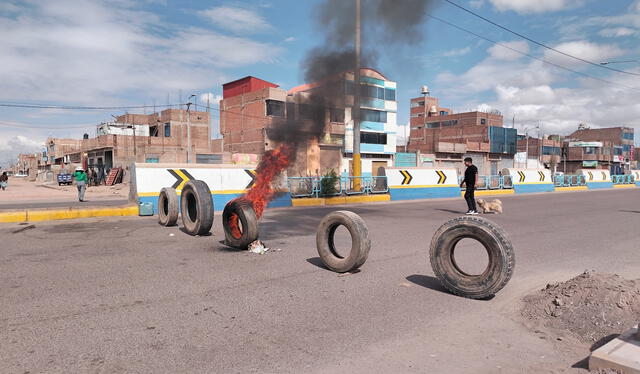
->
<box><xmin>316</xmin><ymin>210</ymin><xmax>370</xmax><ymax>273</ymax></box>
<box><xmin>222</xmin><ymin>198</ymin><xmax>259</xmax><ymax>249</ymax></box>
<box><xmin>180</xmin><ymin>180</ymin><xmax>214</xmax><ymax>236</ymax></box>
<box><xmin>429</xmin><ymin>216</ymin><xmax>515</xmax><ymax>299</ymax></box>
<box><xmin>158</xmin><ymin>187</ymin><xmax>179</xmax><ymax>226</ymax></box>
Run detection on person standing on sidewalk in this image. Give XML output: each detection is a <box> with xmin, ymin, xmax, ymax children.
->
<box><xmin>73</xmin><ymin>166</ymin><xmax>88</xmax><ymax>202</ymax></box>
<box><xmin>0</xmin><ymin>171</ymin><xmax>8</xmax><ymax>190</ymax></box>
<box><xmin>460</xmin><ymin>157</ymin><xmax>478</xmax><ymax>215</ymax></box>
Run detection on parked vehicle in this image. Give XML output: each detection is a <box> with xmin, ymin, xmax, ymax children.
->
<box><xmin>57</xmin><ymin>173</ymin><xmax>73</xmax><ymax>186</ymax></box>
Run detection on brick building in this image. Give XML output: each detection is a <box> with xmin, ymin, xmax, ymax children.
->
<box><xmin>563</xmin><ymin>126</ymin><xmax>634</xmax><ymax>174</ymax></box>
<box><xmin>220</xmin><ymin>69</ymin><xmax>398</xmax><ymax>177</ymax></box>
<box><xmin>516</xmin><ymin>136</ymin><xmax>562</xmax><ymax>169</ymax></box>
<box><xmin>407</xmin><ymin>93</ymin><xmax>514</xmax><ymax>175</ymax></box>
<box><xmin>46</xmin><ymin>108</ymin><xmax>220</xmax><ymax>178</ymax></box>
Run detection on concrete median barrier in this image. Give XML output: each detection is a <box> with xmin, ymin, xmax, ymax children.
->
<box><xmin>503</xmin><ymin>168</ymin><xmax>554</xmax><ymax>193</ymax></box>
<box><xmin>130</xmin><ymin>163</ymin><xmax>291</xmax><ymax>213</ymax></box>
<box><xmin>385</xmin><ymin>167</ymin><xmax>460</xmax><ymax>200</ymax></box>
<box><xmin>578</xmin><ymin>168</ymin><xmax>613</xmax><ymax>189</ymax></box>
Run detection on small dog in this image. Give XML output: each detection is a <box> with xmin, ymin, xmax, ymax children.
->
<box><xmin>476</xmin><ymin>199</ymin><xmax>503</xmax><ymax>214</ymax></box>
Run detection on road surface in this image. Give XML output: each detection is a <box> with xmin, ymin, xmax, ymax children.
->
<box><xmin>1</xmin><ymin>188</ymin><xmax>639</xmax><ymax>373</ymax></box>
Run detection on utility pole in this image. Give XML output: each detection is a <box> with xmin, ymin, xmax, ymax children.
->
<box><xmin>352</xmin><ymin>0</ymin><xmax>362</xmax><ymax>190</ymax></box>
<box><xmin>186</xmin><ymin>94</ymin><xmax>195</xmax><ymax>164</ymax></box>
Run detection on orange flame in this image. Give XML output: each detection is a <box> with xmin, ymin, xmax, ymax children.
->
<box><xmin>243</xmin><ymin>144</ymin><xmax>292</xmax><ymax>218</ymax></box>
<box><xmin>227</xmin><ymin>212</ymin><xmax>242</xmax><ymax>239</ymax></box>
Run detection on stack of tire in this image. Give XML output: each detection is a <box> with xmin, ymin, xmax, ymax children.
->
<box><xmin>157</xmin><ymin>180</ymin><xmax>213</xmax><ymax>236</ymax></box>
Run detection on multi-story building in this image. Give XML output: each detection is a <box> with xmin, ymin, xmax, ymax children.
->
<box><xmin>563</xmin><ymin>126</ymin><xmax>634</xmax><ymax>174</ymax></box>
<box><xmin>407</xmin><ymin>92</ymin><xmax>514</xmax><ymax>175</ymax></box>
<box><xmin>46</xmin><ymin>108</ymin><xmax>219</xmax><ymax>177</ymax></box>
<box><xmin>219</xmin><ymin>69</ymin><xmax>398</xmax><ymax>177</ymax></box>
<box><xmin>516</xmin><ymin>136</ymin><xmax>562</xmax><ymax>169</ymax></box>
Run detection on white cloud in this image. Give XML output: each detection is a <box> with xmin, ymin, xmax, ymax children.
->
<box><xmin>284</xmin><ymin>36</ymin><xmax>296</xmax><ymax>43</ymax></box>
<box><xmin>0</xmin><ymin>134</ymin><xmax>45</xmax><ymax>168</ymax></box>
<box><xmin>469</xmin><ymin>0</ymin><xmax>485</xmax><ymax>9</ymax></box>
<box><xmin>488</xmin><ymin>41</ymin><xmax>530</xmax><ymax>61</ymax></box>
<box><xmin>543</xmin><ymin>41</ymin><xmax>625</xmax><ymax>66</ymax></box>
<box><xmin>0</xmin><ymin>0</ymin><xmax>281</xmax><ymax>104</ymax></box>
<box><xmin>434</xmin><ymin>38</ymin><xmax>640</xmax><ymax>136</ymax></box>
<box><xmin>598</xmin><ymin>27</ymin><xmax>637</xmax><ymax>38</ymax></box>
<box><xmin>443</xmin><ymin>46</ymin><xmax>472</xmax><ymax>57</ymax></box>
<box><xmin>199</xmin><ymin>92</ymin><xmax>223</xmax><ymax>106</ymax></box>
<box><xmin>489</xmin><ymin>0</ymin><xmax>583</xmax><ymax>14</ymax></box>
<box><xmin>198</xmin><ymin>6</ymin><xmax>272</xmax><ymax>34</ymax></box>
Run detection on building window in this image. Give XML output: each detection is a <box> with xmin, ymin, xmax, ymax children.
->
<box><xmin>330</xmin><ymin>108</ymin><xmax>345</xmax><ymax>123</ymax></box>
<box><xmin>150</xmin><ymin>125</ymin><xmax>159</xmax><ymax>137</ymax></box>
<box><xmin>480</xmin><ymin>118</ymin><xmax>486</xmax><ymax>125</ymax></box>
<box><xmin>361</xmin><ymin>109</ymin><xmax>387</xmax><ymax>123</ymax></box>
<box><xmin>614</xmin><ymin>146</ymin><xmax>623</xmax><ymax>155</ymax></box>
<box><xmin>384</xmin><ymin>88</ymin><xmax>396</xmax><ymax>101</ymax></box>
<box><xmin>410</xmin><ymin>100</ymin><xmax>425</xmax><ymax>108</ymax></box>
<box><xmin>622</xmin><ymin>132</ymin><xmax>634</xmax><ymax>140</ymax></box>
<box><xmin>542</xmin><ymin>146</ymin><xmax>561</xmax><ymax>155</ymax></box>
<box><xmin>164</xmin><ymin>123</ymin><xmax>171</xmax><ymax>137</ymax></box>
<box><xmin>440</xmin><ymin>111</ymin><xmax>449</xmax><ymax>116</ymax></box>
<box><xmin>266</xmin><ymin>100</ymin><xmax>285</xmax><ymax>117</ymax></box>
<box><xmin>360</xmin><ymin>132</ymin><xmax>387</xmax><ymax>144</ymax></box>
<box><xmin>584</xmin><ymin>147</ymin><xmax>596</xmax><ymax>154</ymax></box>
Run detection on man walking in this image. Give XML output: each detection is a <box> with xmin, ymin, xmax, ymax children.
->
<box><xmin>460</xmin><ymin>157</ymin><xmax>478</xmax><ymax>215</ymax></box>
<box><xmin>73</xmin><ymin>166</ymin><xmax>88</xmax><ymax>202</ymax></box>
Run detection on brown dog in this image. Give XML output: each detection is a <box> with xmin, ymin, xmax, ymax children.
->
<box><xmin>476</xmin><ymin>199</ymin><xmax>503</xmax><ymax>214</ymax></box>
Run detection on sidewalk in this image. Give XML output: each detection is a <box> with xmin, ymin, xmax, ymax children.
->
<box><xmin>0</xmin><ymin>177</ymin><xmax>129</xmax><ymax>210</ymax></box>
<box><xmin>0</xmin><ymin>178</ymin><xmax>137</xmax><ymax>223</ymax></box>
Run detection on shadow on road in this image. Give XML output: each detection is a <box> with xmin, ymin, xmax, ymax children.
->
<box><xmin>434</xmin><ymin>208</ymin><xmax>465</xmax><ymax>215</ymax></box>
<box><xmin>306</xmin><ymin>257</ymin><xmax>329</xmax><ymax>271</ymax></box>
<box><xmin>619</xmin><ymin>210</ymin><xmax>640</xmax><ymax>214</ymax></box>
<box><xmin>405</xmin><ymin>274</ymin><xmax>450</xmax><ymax>295</ymax></box>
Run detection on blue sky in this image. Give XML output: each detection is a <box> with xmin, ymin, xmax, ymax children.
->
<box><xmin>1</xmin><ymin>0</ymin><xmax>639</xmax><ymax>166</ymax></box>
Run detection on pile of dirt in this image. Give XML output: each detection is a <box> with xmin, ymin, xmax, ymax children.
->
<box><xmin>522</xmin><ymin>271</ymin><xmax>640</xmax><ymax>344</ymax></box>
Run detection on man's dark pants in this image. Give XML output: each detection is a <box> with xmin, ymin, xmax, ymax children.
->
<box><xmin>464</xmin><ymin>187</ymin><xmax>476</xmax><ymax>212</ymax></box>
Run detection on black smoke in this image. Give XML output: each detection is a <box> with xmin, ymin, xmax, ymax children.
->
<box><xmin>266</xmin><ymin>0</ymin><xmax>434</xmax><ymax>159</ymax></box>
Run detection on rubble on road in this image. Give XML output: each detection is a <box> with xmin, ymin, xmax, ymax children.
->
<box><xmin>522</xmin><ymin>271</ymin><xmax>640</xmax><ymax>345</ymax></box>
<box><xmin>247</xmin><ymin>240</ymin><xmax>269</xmax><ymax>254</ymax></box>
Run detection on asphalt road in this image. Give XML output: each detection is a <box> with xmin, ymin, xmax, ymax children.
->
<box><xmin>1</xmin><ymin>189</ymin><xmax>639</xmax><ymax>373</ymax></box>
<box><xmin>0</xmin><ymin>199</ymin><xmax>130</xmax><ymax>210</ymax></box>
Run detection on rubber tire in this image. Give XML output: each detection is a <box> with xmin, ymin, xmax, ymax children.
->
<box><xmin>180</xmin><ymin>180</ymin><xmax>214</xmax><ymax>236</ymax></box>
<box><xmin>158</xmin><ymin>187</ymin><xmax>179</xmax><ymax>226</ymax></box>
<box><xmin>429</xmin><ymin>216</ymin><xmax>515</xmax><ymax>299</ymax></box>
<box><xmin>316</xmin><ymin>210</ymin><xmax>371</xmax><ymax>273</ymax></box>
<box><xmin>222</xmin><ymin>199</ymin><xmax>259</xmax><ymax>249</ymax></box>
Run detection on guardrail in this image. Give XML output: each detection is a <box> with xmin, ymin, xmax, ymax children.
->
<box><xmin>611</xmin><ymin>174</ymin><xmax>634</xmax><ymax>184</ymax></box>
<box><xmin>288</xmin><ymin>176</ymin><xmax>388</xmax><ymax>198</ymax></box>
<box><xmin>553</xmin><ymin>175</ymin><xmax>586</xmax><ymax>187</ymax></box>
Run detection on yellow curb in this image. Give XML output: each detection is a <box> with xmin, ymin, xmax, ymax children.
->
<box><xmin>613</xmin><ymin>184</ymin><xmax>636</xmax><ymax>188</ymax></box>
<box><xmin>0</xmin><ymin>205</ymin><xmax>139</xmax><ymax>223</ymax></box>
<box><xmin>292</xmin><ymin>194</ymin><xmax>390</xmax><ymax>207</ymax></box>
<box><xmin>291</xmin><ymin>198</ymin><xmax>325</xmax><ymax>207</ymax></box>
<box><xmin>461</xmin><ymin>189</ymin><xmax>515</xmax><ymax>197</ymax></box>
<box><xmin>555</xmin><ymin>186</ymin><xmax>589</xmax><ymax>191</ymax></box>
<box><xmin>0</xmin><ymin>211</ymin><xmax>27</xmax><ymax>223</ymax></box>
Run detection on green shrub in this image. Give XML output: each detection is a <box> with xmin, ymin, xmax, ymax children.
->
<box><xmin>320</xmin><ymin>169</ymin><xmax>339</xmax><ymax>196</ymax></box>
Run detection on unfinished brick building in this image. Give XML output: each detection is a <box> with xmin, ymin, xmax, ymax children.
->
<box><xmin>407</xmin><ymin>94</ymin><xmax>514</xmax><ymax>175</ymax></box>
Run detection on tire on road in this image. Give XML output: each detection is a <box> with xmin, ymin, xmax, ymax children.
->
<box><xmin>180</xmin><ymin>180</ymin><xmax>214</xmax><ymax>236</ymax></box>
<box><xmin>222</xmin><ymin>198</ymin><xmax>259</xmax><ymax>249</ymax></box>
<box><xmin>429</xmin><ymin>216</ymin><xmax>515</xmax><ymax>299</ymax></box>
<box><xmin>158</xmin><ymin>187</ymin><xmax>179</xmax><ymax>226</ymax></box>
<box><xmin>316</xmin><ymin>210</ymin><xmax>371</xmax><ymax>273</ymax></box>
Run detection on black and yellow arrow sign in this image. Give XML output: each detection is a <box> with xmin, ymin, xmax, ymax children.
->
<box><xmin>588</xmin><ymin>171</ymin><xmax>594</xmax><ymax>181</ymax></box>
<box><xmin>538</xmin><ymin>171</ymin><xmax>545</xmax><ymax>182</ymax></box>
<box><xmin>517</xmin><ymin>171</ymin><xmax>526</xmax><ymax>183</ymax></box>
<box><xmin>245</xmin><ymin>169</ymin><xmax>257</xmax><ymax>189</ymax></box>
<box><xmin>167</xmin><ymin>169</ymin><xmax>195</xmax><ymax>190</ymax></box>
<box><xmin>601</xmin><ymin>171</ymin><xmax>607</xmax><ymax>180</ymax></box>
<box><xmin>436</xmin><ymin>170</ymin><xmax>447</xmax><ymax>184</ymax></box>
<box><xmin>400</xmin><ymin>170</ymin><xmax>413</xmax><ymax>185</ymax></box>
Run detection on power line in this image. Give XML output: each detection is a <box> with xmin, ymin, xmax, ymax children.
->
<box><xmin>442</xmin><ymin>0</ymin><xmax>640</xmax><ymax>77</ymax></box>
<box><xmin>427</xmin><ymin>14</ymin><xmax>640</xmax><ymax>92</ymax></box>
<box><xmin>0</xmin><ymin>102</ymin><xmax>185</xmax><ymax>110</ymax></box>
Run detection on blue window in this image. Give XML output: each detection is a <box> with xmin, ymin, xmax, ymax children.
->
<box><xmin>384</xmin><ymin>88</ymin><xmax>396</xmax><ymax>101</ymax></box>
<box><xmin>360</xmin><ymin>132</ymin><xmax>387</xmax><ymax>145</ymax></box>
<box><xmin>542</xmin><ymin>146</ymin><xmax>561</xmax><ymax>155</ymax></box>
<box><xmin>360</xmin><ymin>109</ymin><xmax>387</xmax><ymax>123</ymax></box>
<box><xmin>164</xmin><ymin>124</ymin><xmax>171</xmax><ymax>137</ymax></box>
<box><xmin>622</xmin><ymin>133</ymin><xmax>634</xmax><ymax>140</ymax></box>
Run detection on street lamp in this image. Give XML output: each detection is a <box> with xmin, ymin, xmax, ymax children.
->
<box><xmin>186</xmin><ymin>94</ymin><xmax>196</xmax><ymax>164</ymax></box>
